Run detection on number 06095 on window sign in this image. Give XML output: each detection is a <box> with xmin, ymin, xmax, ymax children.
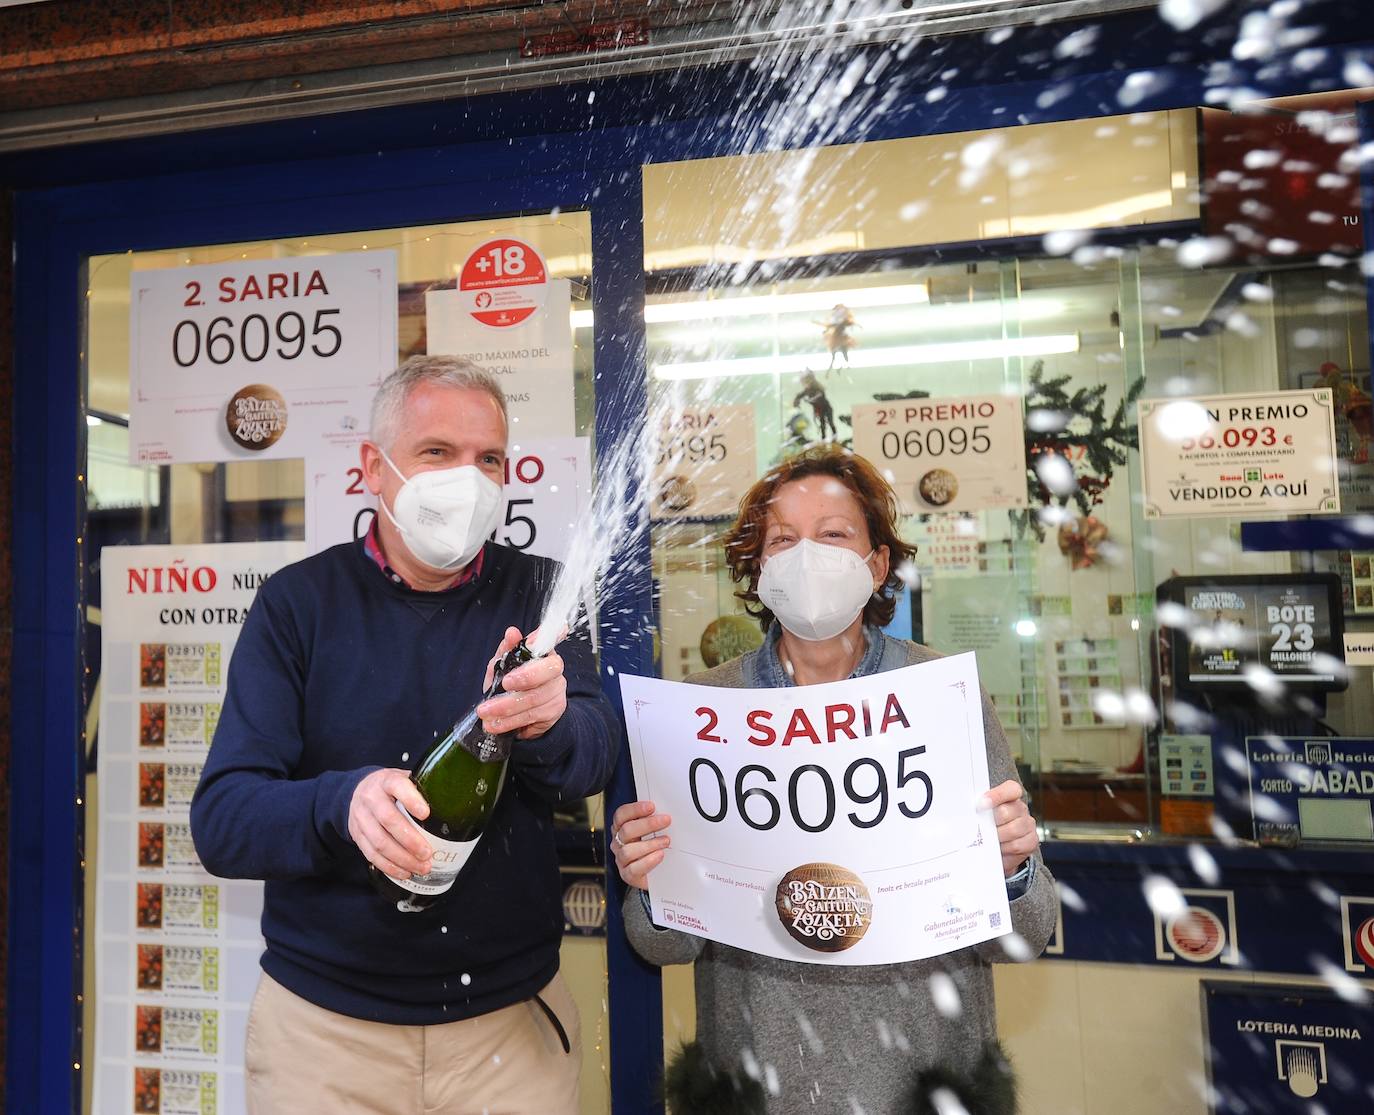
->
<box><xmin>128</xmin><ymin>250</ymin><xmax>398</xmax><ymax>465</ymax></box>
<box><xmin>619</xmin><ymin>653</ymin><xmax>1012</xmax><ymax>966</ymax></box>
<box><xmin>850</xmin><ymin>396</ymin><xmax>1029</xmax><ymax>515</ymax></box>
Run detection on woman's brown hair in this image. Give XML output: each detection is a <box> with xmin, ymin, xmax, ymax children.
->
<box><xmin>725</xmin><ymin>444</ymin><xmax>919</xmax><ymax>629</ymax></box>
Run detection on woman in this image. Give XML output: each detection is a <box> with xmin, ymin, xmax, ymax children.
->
<box><xmin>613</xmin><ymin>445</ymin><xmax>1057</xmax><ymax>1115</ymax></box>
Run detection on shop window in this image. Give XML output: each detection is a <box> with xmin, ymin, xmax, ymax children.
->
<box><xmin>640</xmin><ymin>98</ymin><xmax>1373</xmax><ymax>861</ymax></box>
<box><xmin>81</xmin><ymin>214</ymin><xmax>611</xmax><ymax>1115</ymax></box>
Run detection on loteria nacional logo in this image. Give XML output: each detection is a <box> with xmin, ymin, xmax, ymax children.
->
<box><xmin>775</xmin><ymin>862</ymin><xmax>873</xmax><ymax>953</ymax></box>
<box><xmin>225</xmin><ymin>384</ymin><xmax>287</xmax><ymax>451</ymax></box>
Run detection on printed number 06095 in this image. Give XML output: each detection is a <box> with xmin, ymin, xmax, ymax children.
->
<box><xmin>687</xmin><ymin>748</ymin><xmax>932</xmax><ymax>834</ymax></box>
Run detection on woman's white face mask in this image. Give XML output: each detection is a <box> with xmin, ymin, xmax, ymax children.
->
<box><xmin>756</xmin><ymin>538</ymin><xmax>876</xmax><ymax>642</ymax></box>
<box><xmin>378</xmin><ymin>450</ymin><xmax>504</xmax><ymax>571</ymax></box>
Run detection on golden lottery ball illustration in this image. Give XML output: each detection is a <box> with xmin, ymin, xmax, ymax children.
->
<box><xmin>775</xmin><ymin>862</ymin><xmax>873</xmax><ymax>953</ymax></box>
<box><xmin>917</xmin><ymin>467</ymin><xmax>959</xmax><ymax>507</ymax></box>
<box><xmin>226</xmin><ymin>384</ymin><xmax>288</xmax><ymax>451</ymax></box>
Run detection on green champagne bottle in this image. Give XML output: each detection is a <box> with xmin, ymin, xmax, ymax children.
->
<box><xmin>371</xmin><ymin>639</ymin><xmax>535</xmax><ymax>913</ymax></box>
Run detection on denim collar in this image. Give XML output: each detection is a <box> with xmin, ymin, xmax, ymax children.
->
<box><xmin>746</xmin><ymin>622</ymin><xmax>889</xmax><ymax>688</ymax></box>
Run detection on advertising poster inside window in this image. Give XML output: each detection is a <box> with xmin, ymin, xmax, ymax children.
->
<box><xmin>1138</xmin><ymin>390</ymin><xmax>1340</xmax><ymax>519</ymax></box>
<box><xmin>649</xmin><ymin>404</ymin><xmax>756</xmax><ymax>520</ymax></box>
<box><xmin>1158</xmin><ymin>574</ymin><xmax>1345</xmax><ymax>689</ymax></box>
<box><xmin>96</xmin><ymin>542</ymin><xmax>305</xmax><ymax>1115</ymax></box>
<box><xmin>425</xmin><ymin>237</ymin><xmax>576</xmax><ymax>439</ymax></box>
<box><xmin>851</xmin><ymin>394</ymin><xmax>1028</xmax><ymax>515</ymax></box>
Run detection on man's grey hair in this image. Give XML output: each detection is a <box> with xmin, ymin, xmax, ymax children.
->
<box><xmin>369</xmin><ymin>355</ymin><xmax>509</xmax><ymax>450</ymax></box>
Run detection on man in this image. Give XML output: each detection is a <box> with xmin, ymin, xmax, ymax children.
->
<box><xmin>191</xmin><ymin>355</ymin><xmax>619</xmax><ymax>1115</ymax></box>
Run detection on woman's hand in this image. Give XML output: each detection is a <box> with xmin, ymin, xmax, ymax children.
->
<box><xmin>981</xmin><ymin>779</ymin><xmax>1039</xmax><ymax>878</ymax></box>
<box><xmin>610</xmin><ymin>800</ymin><xmax>672</xmax><ymax>890</ymax></box>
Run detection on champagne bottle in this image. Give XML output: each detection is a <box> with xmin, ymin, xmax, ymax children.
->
<box><xmin>371</xmin><ymin>639</ymin><xmax>535</xmax><ymax>913</ymax></box>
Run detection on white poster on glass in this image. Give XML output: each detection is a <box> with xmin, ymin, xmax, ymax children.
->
<box><xmin>128</xmin><ymin>252</ymin><xmax>397</xmax><ymax>465</ymax></box>
<box><xmin>649</xmin><ymin>403</ymin><xmax>756</xmax><ymax>520</ymax></box>
<box><xmin>304</xmin><ymin>436</ymin><xmax>592</xmax><ymax>563</ymax></box>
<box><xmin>620</xmin><ymin>653</ymin><xmax>1009</xmax><ymax>965</ymax></box>
<box><xmin>95</xmin><ymin>542</ymin><xmax>304</xmax><ymax>1115</ymax></box>
<box><xmin>426</xmin><ymin>275</ymin><xmax>575</xmax><ymax>439</ymax></box>
<box><xmin>851</xmin><ymin>395</ymin><xmax>1029</xmax><ymax>514</ymax></box>
<box><xmin>1138</xmin><ymin>389</ymin><xmax>1340</xmax><ymax>518</ymax></box>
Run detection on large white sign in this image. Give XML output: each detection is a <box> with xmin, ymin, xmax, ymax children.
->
<box><xmin>426</xmin><ymin>279</ymin><xmax>576</xmax><ymax>439</ymax></box>
<box><xmin>304</xmin><ymin>437</ymin><xmax>592</xmax><ymax>562</ymax></box>
<box><xmin>851</xmin><ymin>395</ymin><xmax>1028</xmax><ymax>514</ymax></box>
<box><xmin>650</xmin><ymin>403</ymin><xmax>756</xmax><ymax>520</ymax></box>
<box><xmin>129</xmin><ymin>251</ymin><xmax>397</xmax><ymax>465</ymax></box>
<box><xmin>621</xmin><ymin>654</ymin><xmax>1009</xmax><ymax>965</ymax></box>
<box><xmin>1138</xmin><ymin>390</ymin><xmax>1340</xmax><ymax>518</ymax></box>
<box><xmin>95</xmin><ymin>542</ymin><xmax>305</xmax><ymax>1115</ymax></box>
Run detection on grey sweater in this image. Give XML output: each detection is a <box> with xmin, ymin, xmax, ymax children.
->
<box><xmin>622</xmin><ymin>630</ymin><xmax>1058</xmax><ymax>1114</ymax></box>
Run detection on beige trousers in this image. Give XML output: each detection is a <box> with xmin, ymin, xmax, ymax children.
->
<box><xmin>244</xmin><ymin>971</ymin><xmax>581</xmax><ymax>1115</ymax></box>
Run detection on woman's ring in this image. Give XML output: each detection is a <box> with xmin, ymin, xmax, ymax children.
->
<box><xmin>611</xmin><ymin>829</ymin><xmax>624</xmax><ymax>849</ymax></box>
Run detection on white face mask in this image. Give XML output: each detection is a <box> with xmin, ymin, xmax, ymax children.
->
<box><xmin>378</xmin><ymin>450</ymin><xmax>504</xmax><ymax>572</ymax></box>
<box><xmin>756</xmin><ymin>538</ymin><xmax>877</xmax><ymax>642</ymax></box>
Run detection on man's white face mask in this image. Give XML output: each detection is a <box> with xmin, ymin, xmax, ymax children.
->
<box><xmin>378</xmin><ymin>449</ymin><xmax>504</xmax><ymax>572</ymax></box>
<box><xmin>756</xmin><ymin>538</ymin><xmax>876</xmax><ymax>642</ymax></box>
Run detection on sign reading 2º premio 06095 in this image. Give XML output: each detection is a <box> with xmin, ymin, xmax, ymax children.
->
<box><xmin>128</xmin><ymin>251</ymin><xmax>397</xmax><ymax>465</ymax></box>
<box><xmin>1138</xmin><ymin>389</ymin><xmax>1340</xmax><ymax>519</ymax></box>
<box><xmin>851</xmin><ymin>395</ymin><xmax>1028</xmax><ymax>515</ymax></box>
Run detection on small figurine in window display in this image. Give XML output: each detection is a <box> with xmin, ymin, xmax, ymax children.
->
<box><xmin>1317</xmin><ymin>360</ymin><xmax>1373</xmax><ymax>464</ymax></box>
<box><xmin>819</xmin><ymin>303</ymin><xmax>857</xmax><ymax>369</ymax></box>
<box><xmin>793</xmin><ymin>371</ymin><xmax>837</xmax><ymax>441</ymax></box>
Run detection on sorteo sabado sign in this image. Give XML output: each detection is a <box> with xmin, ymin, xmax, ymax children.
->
<box><xmin>620</xmin><ymin>653</ymin><xmax>1011</xmax><ymax>965</ymax></box>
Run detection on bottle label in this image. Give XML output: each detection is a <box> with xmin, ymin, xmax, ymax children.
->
<box><xmin>390</xmin><ymin>803</ymin><xmax>481</xmax><ymax>897</ymax></box>
<box><xmin>460</xmin><ymin>731</ymin><xmax>512</xmax><ymax>765</ymax></box>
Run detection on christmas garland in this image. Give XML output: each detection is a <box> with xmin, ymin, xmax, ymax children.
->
<box><xmin>1011</xmin><ymin>359</ymin><xmax>1146</xmax><ymax>539</ymax></box>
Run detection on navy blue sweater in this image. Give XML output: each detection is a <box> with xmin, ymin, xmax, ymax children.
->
<box><xmin>189</xmin><ymin>539</ymin><xmax>619</xmax><ymax>1024</ymax></box>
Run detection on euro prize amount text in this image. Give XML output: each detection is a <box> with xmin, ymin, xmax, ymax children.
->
<box><xmin>686</xmin><ymin>698</ymin><xmax>932</xmax><ymax>834</ymax></box>
<box><xmin>1177</xmin><ymin>425</ymin><xmax>1293</xmax><ymax>450</ymax></box>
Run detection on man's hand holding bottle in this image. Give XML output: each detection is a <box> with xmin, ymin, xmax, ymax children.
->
<box><xmin>350</xmin><ymin>769</ymin><xmax>433</xmax><ymax>882</ymax></box>
<box><xmin>477</xmin><ymin>625</ymin><xmax>568</xmax><ymax>740</ymax></box>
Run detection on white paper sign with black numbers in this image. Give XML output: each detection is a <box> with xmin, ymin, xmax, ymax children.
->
<box><xmin>128</xmin><ymin>251</ymin><xmax>397</xmax><ymax>465</ymax></box>
<box><xmin>620</xmin><ymin>653</ymin><xmax>1010</xmax><ymax>965</ymax></box>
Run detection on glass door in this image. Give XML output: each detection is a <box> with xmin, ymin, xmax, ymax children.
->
<box><xmin>79</xmin><ymin>212</ymin><xmax>619</xmax><ymax>1114</ymax></box>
